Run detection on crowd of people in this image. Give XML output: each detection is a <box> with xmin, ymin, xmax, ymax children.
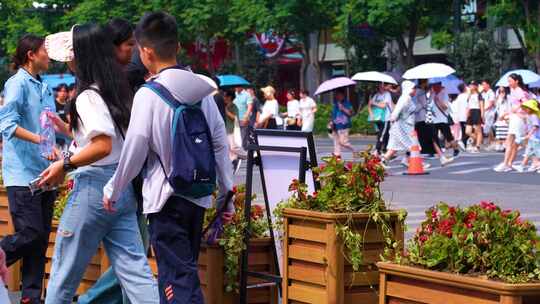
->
<box><xmin>366</xmin><ymin>75</ymin><xmax>540</xmax><ymax>173</ymax></box>
<box><xmin>215</xmin><ymin>84</ymin><xmax>318</xmax><ymax>173</ymax></box>
<box><xmin>0</xmin><ymin>11</ymin><xmax>237</xmax><ymax>304</ymax></box>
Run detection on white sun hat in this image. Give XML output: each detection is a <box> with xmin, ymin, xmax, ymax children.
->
<box><xmin>45</xmin><ymin>26</ymin><xmax>77</xmax><ymax>62</ymax></box>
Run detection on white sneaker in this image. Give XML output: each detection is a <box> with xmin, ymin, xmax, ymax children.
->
<box><xmin>458</xmin><ymin>141</ymin><xmax>466</xmax><ymax>151</ymax></box>
<box><xmin>512</xmin><ymin>164</ymin><xmax>525</xmax><ymax>173</ymax></box>
<box><xmin>470</xmin><ymin>147</ymin><xmax>480</xmax><ymax>154</ymax></box>
<box><xmin>440</xmin><ymin>156</ymin><xmax>454</xmax><ymax>166</ymax></box>
<box><xmin>527</xmin><ymin>165</ymin><xmax>540</xmax><ymax>172</ymax></box>
<box><xmin>423</xmin><ymin>163</ymin><xmax>431</xmax><ymax>170</ymax></box>
<box><xmin>494</xmin><ymin>163</ymin><xmax>512</xmax><ymax>172</ymax></box>
<box><xmin>400</xmin><ymin>158</ymin><xmax>409</xmax><ymax>168</ymax></box>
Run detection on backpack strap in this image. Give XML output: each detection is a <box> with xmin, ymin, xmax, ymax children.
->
<box><xmin>141</xmin><ymin>81</ymin><xmax>185</xmax><ymax>187</ymax></box>
<box><xmin>143</xmin><ymin>81</ymin><xmax>183</xmax><ymax>110</ymax></box>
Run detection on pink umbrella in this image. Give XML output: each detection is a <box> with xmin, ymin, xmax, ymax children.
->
<box><xmin>314</xmin><ymin>77</ymin><xmax>356</xmax><ymax>95</ymax></box>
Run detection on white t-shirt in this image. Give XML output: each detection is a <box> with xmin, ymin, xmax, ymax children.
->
<box><xmin>468</xmin><ymin>93</ymin><xmax>482</xmax><ymax>109</ymax></box>
<box><xmin>299</xmin><ymin>97</ymin><xmax>316</xmax><ymax>121</ymax></box>
<box><xmin>72</xmin><ymin>89</ymin><xmax>123</xmax><ymax>166</ymax></box>
<box><xmin>260</xmin><ymin>99</ymin><xmax>279</xmax><ymax>121</ymax></box>
<box><xmin>482</xmin><ymin>89</ymin><xmax>496</xmax><ymax>110</ymax></box>
<box><xmin>286</xmin><ymin>99</ymin><xmax>300</xmax><ymax>118</ymax></box>
<box><xmin>453</xmin><ymin>93</ymin><xmax>469</xmax><ymax>122</ymax></box>
<box><xmin>430</xmin><ymin>90</ymin><xmax>450</xmax><ymax>124</ymax></box>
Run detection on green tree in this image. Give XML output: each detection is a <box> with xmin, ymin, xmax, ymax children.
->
<box><xmin>446</xmin><ymin>26</ymin><xmax>507</xmax><ymax>83</ymax></box>
<box><xmin>489</xmin><ymin>0</ymin><xmax>540</xmax><ymax>72</ymax></box>
<box><xmin>270</xmin><ymin>0</ymin><xmax>340</xmax><ymax>89</ymax></box>
<box><xmin>334</xmin><ymin>0</ymin><xmax>452</xmax><ymax>71</ymax></box>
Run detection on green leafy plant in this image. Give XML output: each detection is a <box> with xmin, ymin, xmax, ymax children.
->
<box><xmin>275</xmin><ymin>149</ymin><xmax>406</xmax><ymax>273</ymax></box>
<box><xmin>203</xmin><ymin>185</ymin><xmax>269</xmax><ymax>293</ymax></box>
<box><xmin>53</xmin><ymin>179</ymin><xmax>72</xmax><ymax>220</ymax></box>
<box><xmin>401</xmin><ymin>202</ymin><xmax>540</xmax><ymax>283</ymax></box>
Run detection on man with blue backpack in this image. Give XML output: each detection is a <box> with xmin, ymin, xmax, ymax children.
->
<box><xmin>102</xmin><ymin>12</ymin><xmax>234</xmax><ymax>303</ymax></box>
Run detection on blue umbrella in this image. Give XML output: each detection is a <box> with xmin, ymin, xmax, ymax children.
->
<box><xmin>495</xmin><ymin>69</ymin><xmax>540</xmax><ymax>87</ymax></box>
<box><xmin>429</xmin><ymin>74</ymin><xmax>464</xmax><ymax>94</ymax></box>
<box><xmin>217</xmin><ymin>74</ymin><xmax>250</xmax><ymax>87</ymax></box>
<box><xmin>41</xmin><ymin>73</ymin><xmax>76</xmax><ymax>89</ymax></box>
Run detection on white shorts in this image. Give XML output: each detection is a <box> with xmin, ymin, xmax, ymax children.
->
<box><xmin>508</xmin><ymin>115</ymin><xmax>526</xmax><ymax>144</ymax></box>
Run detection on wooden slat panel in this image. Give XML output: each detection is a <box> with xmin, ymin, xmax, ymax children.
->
<box><xmin>288</xmin><ymin>241</ymin><xmax>325</xmax><ymax>264</ymax></box>
<box><xmin>288</xmin><ymin>224</ymin><xmax>326</xmax><ymax>243</ymax></box>
<box><xmin>344</xmin><ymin>270</ymin><xmax>380</xmax><ymax>286</ymax></box>
<box><xmin>288</xmin><ymin>282</ymin><xmax>327</xmax><ymax>304</ymax></box>
<box><xmin>288</xmin><ymin>260</ymin><xmax>326</xmax><ymax>285</ymax></box>
<box><xmin>0</xmin><ymin>223</ymin><xmax>9</xmax><ymax>236</ymax></box>
<box><xmin>386</xmin><ymin>280</ymin><xmax>499</xmax><ymax>304</ymax></box>
<box><xmin>344</xmin><ymin>290</ymin><xmax>378</xmax><ymax>303</ymax></box>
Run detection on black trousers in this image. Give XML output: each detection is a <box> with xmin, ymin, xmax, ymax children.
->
<box><xmin>460</xmin><ymin>122</ymin><xmax>469</xmax><ymax>146</ymax></box>
<box><xmin>148</xmin><ymin>196</ymin><xmax>205</xmax><ymax>304</ymax></box>
<box><xmin>415</xmin><ymin>121</ymin><xmax>436</xmax><ymax>155</ymax></box>
<box><xmin>0</xmin><ymin>187</ymin><xmax>55</xmax><ymax>303</ymax></box>
<box><xmin>375</xmin><ymin>121</ymin><xmax>390</xmax><ymax>154</ymax></box>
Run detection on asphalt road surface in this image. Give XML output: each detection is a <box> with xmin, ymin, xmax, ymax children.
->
<box><xmin>233</xmin><ymin>136</ymin><xmax>540</xmax><ymax>239</ymax></box>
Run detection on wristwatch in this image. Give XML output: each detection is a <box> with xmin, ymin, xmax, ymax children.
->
<box><xmin>63</xmin><ymin>155</ymin><xmax>77</xmax><ymax>173</ymax></box>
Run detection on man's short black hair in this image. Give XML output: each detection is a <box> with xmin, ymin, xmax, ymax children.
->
<box><xmin>135</xmin><ymin>12</ymin><xmax>178</xmax><ymax>60</ymax></box>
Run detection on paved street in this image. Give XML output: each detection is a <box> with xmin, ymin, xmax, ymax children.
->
<box><xmin>234</xmin><ymin>136</ymin><xmax>540</xmax><ymax>240</ymax></box>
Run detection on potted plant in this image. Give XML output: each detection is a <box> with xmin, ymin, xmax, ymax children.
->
<box><xmin>147</xmin><ymin>185</ymin><xmax>278</xmax><ymax>304</ymax></box>
<box><xmin>378</xmin><ymin>202</ymin><xmax>540</xmax><ymax>304</ymax></box>
<box><xmin>275</xmin><ymin>151</ymin><xmax>406</xmax><ymax>304</ymax></box>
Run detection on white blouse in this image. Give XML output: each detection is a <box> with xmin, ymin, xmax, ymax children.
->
<box><xmin>72</xmin><ymin>89</ymin><xmax>123</xmax><ymax>166</ymax></box>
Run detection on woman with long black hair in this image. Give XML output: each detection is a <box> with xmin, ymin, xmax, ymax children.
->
<box><xmin>40</xmin><ymin>23</ymin><xmax>158</xmax><ymax>303</ymax></box>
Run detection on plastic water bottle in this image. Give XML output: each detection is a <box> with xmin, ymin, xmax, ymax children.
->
<box><xmin>39</xmin><ymin>106</ymin><xmax>56</xmax><ymax>158</ymax></box>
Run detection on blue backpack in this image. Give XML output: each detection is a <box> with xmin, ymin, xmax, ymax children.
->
<box><xmin>143</xmin><ymin>81</ymin><xmax>216</xmax><ymax>198</ymax></box>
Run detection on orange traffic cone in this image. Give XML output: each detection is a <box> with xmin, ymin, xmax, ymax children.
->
<box><xmin>403</xmin><ymin>131</ymin><xmax>429</xmax><ymax>175</ymax></box>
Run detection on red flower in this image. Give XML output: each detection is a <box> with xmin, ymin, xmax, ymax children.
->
<box><xmin>365</xmin><ymin>187</ymin><xmax>373</xmax><ymax>196</ymax></box>
<box><xmin>419</xmin><ymin>235</ymin><xmax>428</xmax><ymax>243</ymax></box>
<box><xmin>465</xmin><ymin>222</ymin><xmax>473</xmax><ymax>229</ymax></box>
<box><xmin>232</xmin><ymin>185</ymin><xmax>238</xmax><ymax>193</ymax></box>
<box><xmin>448</xmin><ymin>207</ymin><xmax>456</xmax><ymax>215</ymax></box>
<box><xmin>251</xmin><ymin>204</ymin><xmax>264</xmax><ymax>220</ymax></box>
<box><xmin>312</xmin><ymin>191</ymin><xmax>318</xmax><ymax>199</ymax></box>
<box><xmin>438</xmin><ymin>219</ymin><xmax>455</xmax><ymax>238</ymax></box>
<box><xmin>431</xmin><ymin>210</ymin><xmax>438</xmax><ymax>219</ymax></box>
<box><xmin>425</xmin><ymin>224</ymin><xmax>433</xmax><ymax>234</ymax></box>
<box><xmin>502</xmin><ymin>209</ymin><xmax>512</xmax><ymax>217</ymax></box>
<box><xmin>480</xmin><ymin>201</ymin><xmax>497</xmax><ymax>211</ymax></box>
<box><xmin>345</xmin><ymin>162</ymin><xmax>354</xmax><ymax>170</ymax></box>
<box><xmin>319</xmin><ymin>164</ymin><xmax>327</xmax><ymax>170</ymax></box>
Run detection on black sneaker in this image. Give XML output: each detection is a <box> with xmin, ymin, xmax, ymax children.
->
<box><xmin>453</xmin><ymin>149</ymin><xmax>460</xmax><ymax>157</ymax></box>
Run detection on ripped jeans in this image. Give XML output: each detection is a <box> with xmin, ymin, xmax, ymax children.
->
<box><xmin>44</xmin><ymin>164</ymin><xmax>158</xmax><ymax>304</ymax></box>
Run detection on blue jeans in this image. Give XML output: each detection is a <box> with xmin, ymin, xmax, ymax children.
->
<box><xmin>44</xmin><ymin>164</ymin><xmax>158</xmax><ymax>304</ymax></box>
<box><xmin>77</xmin><ymin>214</ymin><xmax>150</xmax><ymax>304</ymax></box>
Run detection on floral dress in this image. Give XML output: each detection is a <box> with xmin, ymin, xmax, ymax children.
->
<box><xmin>387</xmin><ymin>94</ymin><xmax>417</xmax><ymax>152</ymax></box>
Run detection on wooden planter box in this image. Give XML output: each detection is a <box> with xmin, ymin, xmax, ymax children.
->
<box><xmin>377</xmin><ymin>262</ymin><xmax>540</xmax><ymax>304</ymax></box>
<box><xmin>43</xmin><ymin>221</ymin><xmax>109</xmax><ymax>296</ymax></box>
<box><xmin>0</xmin><ymin>186</ymin><xmax>22</xmax><ymax>291</ymax></box>
<box><xmin>148</xmin><ymin>238</ymin><xmax>278</xmax><ymax>304</ymax></box>
<box><xmin>281</xmin><ymin>208</ymin><xmax>404</xmax><ymax>304</ymax></box>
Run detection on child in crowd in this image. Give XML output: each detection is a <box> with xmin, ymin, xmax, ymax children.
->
<box><xmin>515</xmin><ymin>99</ymin><xmax>540</xmax><ymax>173</ymax></box>
<box><xmin>494</xmin><ymin>86</ymin><xmax>510</xmax><ymax>152</ymax></box>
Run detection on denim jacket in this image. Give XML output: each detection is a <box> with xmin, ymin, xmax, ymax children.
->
<box><xmin>0</xmin><ymin>68</ymin><xmax>55</xmax><ymax>186</ymax></box>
